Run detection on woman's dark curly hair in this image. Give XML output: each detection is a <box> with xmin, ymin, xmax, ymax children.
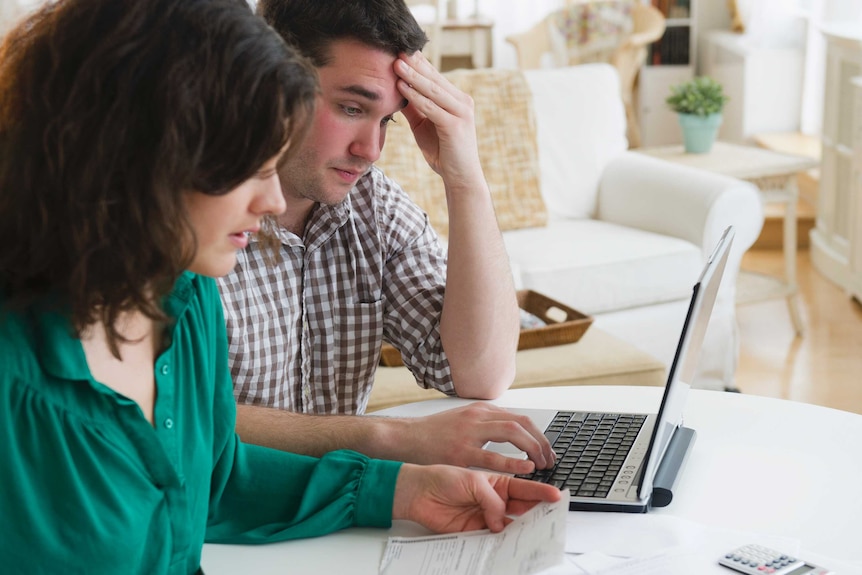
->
<box><xmin>0</xmin><ymin>0</ymin><xmax>317</xmax><ymax>350</ymax></box>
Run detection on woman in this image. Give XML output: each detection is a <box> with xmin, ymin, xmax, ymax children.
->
<box><xmin>0</xmin><ymin>0</ymin><xmax>560</xmax><ymax>573</ymax></box>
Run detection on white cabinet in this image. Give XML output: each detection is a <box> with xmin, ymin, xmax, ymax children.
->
<box><xmin>849</xmin><ymin>75</ymin><xmax>862</xmax><ymax>302</ymax></box>
<box><xmin>811</xmin><ymin>23</ymin><xmax>862</xmax><ymax>301</ymax></box>
<box><xmin>638</xmin><ymin>0</ymin><xmax>696</xmax><ymax>147</ymax></box>
<box><xmin>700</xmin><ymin>30</ymin><xmax>806</xmax><ymax>143</ymax></box>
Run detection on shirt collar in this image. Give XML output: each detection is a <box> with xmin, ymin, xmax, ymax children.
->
<box><xmin>34</xmin><ymin>272</ymin><xmax>195</xmax><ymax>382</ymax></box>
<box><xmin>255</xmin><ymin>194</ymin><xmax>353</xmax><ymax>250</ymax></box>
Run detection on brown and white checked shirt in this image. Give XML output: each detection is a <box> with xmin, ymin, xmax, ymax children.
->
<box><xmin>217</xmin><ymin>166</ymin><xmax>455</xmax><ymax>414</ymax></box>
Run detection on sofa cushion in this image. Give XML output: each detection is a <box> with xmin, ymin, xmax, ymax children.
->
<box><xmin>524</xmin><ymin>64</ymin><xmax>627</xmax><ymax>220</ymax></box>
<box><xmin>375</xmin><ymin>68</ymin><xmax>546</xmax><ymax>238</ymax></box>
<box><xmin>503</xmin><ymin>219</ymin><xmax>702</xmax><ymax>314</ymax></box>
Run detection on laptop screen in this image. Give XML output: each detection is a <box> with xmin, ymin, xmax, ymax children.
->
<box><xmin>637</xmin><ymin>226</ymin><xmax>734</xmax><ymax>500</ymax></box>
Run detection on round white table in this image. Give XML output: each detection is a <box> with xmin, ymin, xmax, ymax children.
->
<box><xmin>201</xmin><ymin>387</ymin><xmax>862</xmax><ymax>574</ymax></box>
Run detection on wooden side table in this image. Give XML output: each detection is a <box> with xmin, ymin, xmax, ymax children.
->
<box><xmin>637</xmin><ymin>141</ymin><xmax>819</xmax><ymax>335</ymax></box>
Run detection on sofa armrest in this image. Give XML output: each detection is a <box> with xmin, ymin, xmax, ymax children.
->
<box><xmin>597</xmin><ymin>151</ymin><xmax>764</xmax><ymax>284</ymax></box>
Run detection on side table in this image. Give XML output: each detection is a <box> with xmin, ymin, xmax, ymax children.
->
<box><xmin>636</xmin><ymin>141</ymin><xmax>818</xmax><ymax>335</ymax></box>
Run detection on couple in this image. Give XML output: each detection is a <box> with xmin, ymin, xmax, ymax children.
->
<box><xmin>0</xmin><ymin>0</ymin><xmax>558</xmax><ymax>573</ymax></box>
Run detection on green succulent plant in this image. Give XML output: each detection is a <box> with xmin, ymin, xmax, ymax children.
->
<box><xmin>665</xmin><ymin>76</ymin><xmax>729</xmax><ymax>117</ymax></box>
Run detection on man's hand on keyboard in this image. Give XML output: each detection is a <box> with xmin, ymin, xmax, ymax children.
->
<box><xmin>385</xmin><ymin>403</ymin><xmax>556</xmax><ymax>475</ymax></box>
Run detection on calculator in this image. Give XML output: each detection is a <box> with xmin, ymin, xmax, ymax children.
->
<box><xmin>718</xmin><ymin>544</ymin><xmax>833</xmax><ymax>575</ymax></box>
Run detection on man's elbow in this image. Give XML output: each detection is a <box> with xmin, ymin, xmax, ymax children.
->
<box><xmin>450</xmin><ymin>360</ymin><xmax>516</xmax><ymax>400</ymax></box>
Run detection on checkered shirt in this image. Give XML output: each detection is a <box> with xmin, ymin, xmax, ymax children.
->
<box><xmin>217</xmin><ymin>166</ymin><xmax>455</xmax><ymax>414</ymax></box>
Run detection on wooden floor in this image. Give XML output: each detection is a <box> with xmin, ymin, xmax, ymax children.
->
<box><xmin>734</xmin><ymin>248</ymin><xmax>862</xmax><ymax>414</ymax></box>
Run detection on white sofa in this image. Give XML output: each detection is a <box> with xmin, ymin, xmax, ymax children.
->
<box><xmin>377</xmin><ymin>63</ymin><xmax>763</xmax><ymax>391</ymax></box>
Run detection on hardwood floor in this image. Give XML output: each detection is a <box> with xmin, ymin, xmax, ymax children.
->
<box><xmin>734</xmin><ymin>248</ymin><xmax>862</xmax><ymax>414</ymax></box>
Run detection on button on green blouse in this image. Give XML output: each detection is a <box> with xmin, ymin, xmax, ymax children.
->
<box><xmin>0</xmin><ymin>273</ymin><xmax>401</xmax><ymax>575</ymax></box>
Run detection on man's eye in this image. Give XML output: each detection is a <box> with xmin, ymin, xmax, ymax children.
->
<box><xmin>381</xmin><ymin>116</ymin><xmax>397</xmax><ymax>127</ymax></box>
<box><xmin>342</xmin><ymin>106</ymin><xmax>361</xmax><ymax>116</ymax></box>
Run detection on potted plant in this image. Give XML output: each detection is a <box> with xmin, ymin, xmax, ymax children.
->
<box><xmin>665</xmin><ymin>76</ymin><xmax>729</xmax><ymax>154</ymax></box>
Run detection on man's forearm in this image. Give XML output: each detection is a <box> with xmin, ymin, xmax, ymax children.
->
<box><xmin>235</xmin><ymin>403</ymin><xmax>408</xmax><ymax>459</ymax></box>
<box><xmin>236</xmin><ymin>401</ymin><xmax>556</xmax><ymax>475</ymax></box>
<box><xmin>439</xmin><ymin>176</ymin><xmax>520</xmax><ymax>399</ymax></box>
<box><xmin>389</xmin><ymin>53</ymin><xmax>519</xmax><ymax>399</ymax></box>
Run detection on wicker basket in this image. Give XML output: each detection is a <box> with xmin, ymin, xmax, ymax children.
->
<box><xmin>515</xmin><ymin>289</ymin><xmax>593</xmax><ymax>351</ymax></box>
<box><xmin>379</xmin><ymin>290</ymin><xmax>592</xmax><ymax>366</ymax></box>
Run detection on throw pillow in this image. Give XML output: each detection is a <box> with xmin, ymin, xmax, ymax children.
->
<box><xmin>375</xmin><ymin>68</ymin><xmax>546</xmax><ymax>238</ymax></box>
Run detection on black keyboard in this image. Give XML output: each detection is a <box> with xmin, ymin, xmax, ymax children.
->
<box><xmin>516</xmin><ymin>411</ymin><xmax>647</xmax><ymax>498</ymax></box>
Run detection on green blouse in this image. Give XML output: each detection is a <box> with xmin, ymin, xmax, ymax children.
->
<box><xmin>0</xmin><ymin>273</ymin><xmax>402</xmax><ymax>575</ymax></box>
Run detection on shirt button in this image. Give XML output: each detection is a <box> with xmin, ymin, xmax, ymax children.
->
<box><xmin>160</xmin><ymin>364</ymin><xmax>170</xmax><ymax>376</ymax></box>
<box><xmin>164</xmin><ymin>418</ymin><xmax>174</xmax><ymax>429</ymax></box>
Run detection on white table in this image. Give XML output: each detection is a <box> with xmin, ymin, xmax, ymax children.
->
<box><xmin>201</xmin><ymin>387</ymin><xmax>862</xmax><ymax>574</ymax></box>
<box><xmin>638</xmin><ymin>142</ymin><xmax>819</xmax><ymax>335</ymax></box>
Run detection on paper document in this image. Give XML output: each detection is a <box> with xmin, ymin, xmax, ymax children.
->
<box><xmin>379</xmin><ymin>490</ymin><xmax>570</xmax><ymax>575</ymax></box>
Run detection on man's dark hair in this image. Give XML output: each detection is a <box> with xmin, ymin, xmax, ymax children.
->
<box><xmin>257</xmin><ymin>0</ymin><xmax>428</xmax><ymax>66</ymax></box>
<box><xmin>0</xmin><ymin>0</ymin><xmax>317</xmax><ymax>350</ymax></box>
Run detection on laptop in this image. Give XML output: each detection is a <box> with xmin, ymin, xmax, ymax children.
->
<box><xmin>487</xmin><ymin>226</ymin><xmax>734</xmax><ymax>513</ymax></box>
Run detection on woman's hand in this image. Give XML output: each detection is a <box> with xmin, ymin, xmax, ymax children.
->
<box><xmin>392</xmin><ymin>463</ymin><xmax>562</xmax><ymax>533</ymax></box>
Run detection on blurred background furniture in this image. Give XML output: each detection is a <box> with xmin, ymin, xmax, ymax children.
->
<box><xmin>638</xmin><ymin>141</ymin><xmax>818</xmax><ymax>335</ymax></box>
<box><xmin>376</xmin><ymin>63</ymin><xmax>764</xmax><ymax>390</ymax></box>
<box><xmin>406</xmin><ymin>0</ymin><xmax>448</xmax><ymax>69</ymax></box>
<box><xmin>504</xmin><ymin>1</ymin><xmax>665</xmax><ymax>147</ymax></box>
<box><xmin>439</xmin><ymin>16</ymin><xmax>494</xmax><ymax>70</ymax></box>
<box><xmin>811</xmin><ymin>23</ymin><xmax>862</xmax><ymax>303</ymax></box>
<box><xmin>700</xmin><ymin>30</ymin><xmax>806</xmax><ymax>145</ymax></box>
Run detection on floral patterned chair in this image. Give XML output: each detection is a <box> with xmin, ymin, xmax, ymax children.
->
<box><xmin>506</xmin><ymin>1</ymin><xmax>665</xmax><ymax>147</ymax></box>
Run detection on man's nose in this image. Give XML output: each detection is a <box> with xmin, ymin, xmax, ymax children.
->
<box><xmin>349</xmin><ymin>124</ymin><xmax>382</xmax><ymax>163</ymax></box>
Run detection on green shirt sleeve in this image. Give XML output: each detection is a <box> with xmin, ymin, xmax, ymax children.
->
<box><xmin>206</xmin><ymin>441</ymin><xmax>402</xmax><ymax>543</ymax></box>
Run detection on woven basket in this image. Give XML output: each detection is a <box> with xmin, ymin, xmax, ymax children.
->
<box><xmin>515</xmin><ymin>289</ymin><xmax>593</xmax><ymax>351</ymax></box>
<box><xmin>379</xmin><ymin>290</ymin><xmax>592</xmax><ymax>366</ymax></box>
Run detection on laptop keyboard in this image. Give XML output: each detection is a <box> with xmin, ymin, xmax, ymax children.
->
<box><xmin>516</xmin><ymin>411</ymin><xmax>647</xmax><ymax>499</ymax></box>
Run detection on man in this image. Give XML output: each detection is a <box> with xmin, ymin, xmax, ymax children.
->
<box><xmin>217</xmin><ymin>0</ymin><xmax>554</xmax><ymax>474</ymax></box>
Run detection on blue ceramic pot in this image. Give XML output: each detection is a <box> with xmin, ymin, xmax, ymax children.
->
<box><xmin>678</xmin><ymin>112</ymin><xmax>723</xmax><ymax>154</ymax></box>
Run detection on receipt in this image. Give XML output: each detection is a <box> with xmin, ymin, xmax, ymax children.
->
<box><xmin>379</xmin><ymin>490</ymin><xmax>569</xmax><ymax>575</ymax></box>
